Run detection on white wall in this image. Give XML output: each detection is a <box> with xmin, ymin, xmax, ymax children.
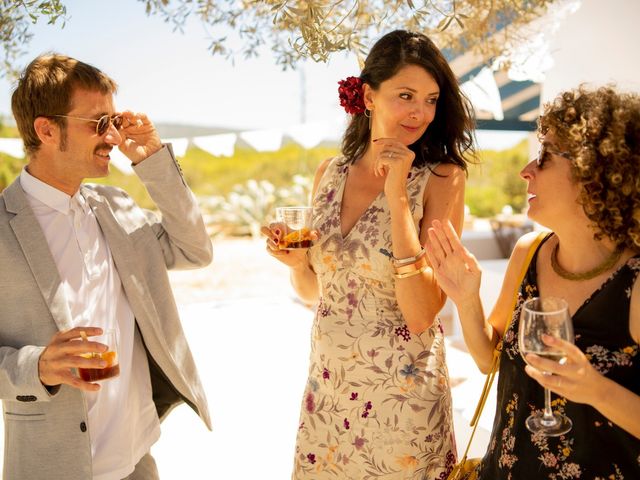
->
<box><xmin>542</xmin><ymin>0</ymin><xmax>640</xmax><ymax>101</ymax></box>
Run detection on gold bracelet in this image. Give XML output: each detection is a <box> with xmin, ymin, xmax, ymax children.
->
<box><xmin>393</xmin><ymin>255</ymin><xmax>428</xmax><ymax>276</ymax></box>
<box><xmin>394</xmin><ymin>264</ymin><xmax>428</xmax><ymax>279</ymax></box>
<box><xmin>392</xmin><ymin>247</ymin><xmax>426</xmax><ymax>267</ymax></box>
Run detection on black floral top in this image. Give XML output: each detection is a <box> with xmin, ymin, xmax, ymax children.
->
<box><xmin>478</xmin><ymin>234</ymin><xmax>640</xmax><ymax>480</ymax></box>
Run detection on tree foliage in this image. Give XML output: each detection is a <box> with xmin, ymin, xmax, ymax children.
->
<box><xmin>0</xmin><ymin>1</ymin><xmax>66</xmax><ymax>78</ymax></box>
<box><xmin>139</xmin><ymin>0</ymin><xmax>556</xmax><ymax>68</ymax></box>
<box><xmin>1</xmin><ymin>0</ymin><xmax>556</xmax><ymax>78</ymax></box>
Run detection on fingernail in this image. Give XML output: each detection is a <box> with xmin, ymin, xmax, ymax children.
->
<box><xmin>275</xmin><ymin>238</ymin><xmax>279</xmax><ymax>244</ymax></box>
<box><xmin>274</xmin><ymin>229</ymin><xmax>281</xmax><ymax>235</ymax></box>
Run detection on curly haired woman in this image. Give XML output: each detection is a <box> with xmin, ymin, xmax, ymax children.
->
<box><xmin>262</xmin><ymin>30</ymin><xmax>475</xmax><ymax>479</ymax></box>
<box><xmin>427</xmin><ymin>85</ymin><xmax>640</xmax><ymax>478</ymax></box>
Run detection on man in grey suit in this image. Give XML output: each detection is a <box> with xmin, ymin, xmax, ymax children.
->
<box><xmin>0</xmin><ymin>54</ymin><xmax>213</xmax><ymax>479</ymax></box>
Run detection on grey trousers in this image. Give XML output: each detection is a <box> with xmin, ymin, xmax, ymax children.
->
<box><xmin>122</xmin><ymin>453</ymin><xmax>160</xmax><ymax>480</ymax></box>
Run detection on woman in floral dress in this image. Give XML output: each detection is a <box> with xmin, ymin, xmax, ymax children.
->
<box><xmin>262</xmin><ymin>30</ymin><xmax>475</xmax><ymax>479</ymax></box>
<box><xmin>427</xmin><ymin>86</ymin><xmax>640</xmax><ymax>478</ymax></box>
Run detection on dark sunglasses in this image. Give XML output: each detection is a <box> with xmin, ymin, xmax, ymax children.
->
<box><xmin>49</xmin><ymin>114</ymin><xmax>123</xmax><ymax>136</ymax></box>
<box><xmin>535</xmin><ymin>143</ymin><xmax>570</xmax><ymax>168</ymax></box>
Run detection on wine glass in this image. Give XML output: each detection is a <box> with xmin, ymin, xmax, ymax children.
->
<box><xmin>518</xmin><ymin>296</ymin><xmax>574</xmax><ymax>436</ymax></box>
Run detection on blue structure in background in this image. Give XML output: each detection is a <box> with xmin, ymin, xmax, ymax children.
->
<box><xmin>445</xmin><ymin>38</ymin><xmax>541</xmax><ymax>132</ymax></box>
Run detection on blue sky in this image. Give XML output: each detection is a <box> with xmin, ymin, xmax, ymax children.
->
<box><xmin>0</xmin><ymin>0</ymin><xmax>532</xmax><ymax>149</ymax></box>
<box><xmin>0</xmin><ymin>0</ymin><xmax>358</xmax><ymax>131</ymax></box>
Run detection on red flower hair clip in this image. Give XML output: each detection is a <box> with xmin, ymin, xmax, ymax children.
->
<box><xmin>338</xmin><ymin>76</ymin><xmax>366</xmax><ymax>115</ymax></box>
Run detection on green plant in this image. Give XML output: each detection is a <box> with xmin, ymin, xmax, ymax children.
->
<box><xmin>178</xmin><ymin>143</ymin><xmax>335</xmax><ymax>195</ymax></box>
<box><xmin>94</xmin><ymin>143</ymin><xmax>336</xmax><ymax>212</ymax></box>
<box><xmin>1</xmin><ymin>134</ymin><xmax>531</xmax><ymax>227</ymax></box>
<box><xmin>465</xmin><ymin>140</ymin><xmax>529</xmax><ymax>217</ymax></box>
<box><xmin>201</xmin><ymin>175</ymin><xmax>312</xmax><ymax>238</ymax></box>
<box><xmin>0</xmin><ymin>120</ymin><xmax>19</xmax><ymax>138</ymax></box>
<box><xmin>0</xmin><ymin>153</ymin><xmax>24</xmax><ymax>191</ymax></box>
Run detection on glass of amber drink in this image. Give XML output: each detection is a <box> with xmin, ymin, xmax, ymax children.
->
<box><xmin>78</xmin><ymin>330</ymin><xmax>120</xmax><ymax>382</ymax></box>
<box><xmin>275</xmin><ymin>206</ymin><xmax>313</xmax><ymax>249</ymax></box>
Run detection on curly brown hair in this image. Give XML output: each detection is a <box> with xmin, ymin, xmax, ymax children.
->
<box><xmin>539</xmin><ymin>85</ymin><xmax>640</xmax><ymax>249</ymax></box>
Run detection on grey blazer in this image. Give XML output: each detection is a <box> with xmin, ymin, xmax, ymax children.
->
<box><xmin>0</xmin><ymin>146</ymin><xmax>213</xmax><ymax>479</ymax></box>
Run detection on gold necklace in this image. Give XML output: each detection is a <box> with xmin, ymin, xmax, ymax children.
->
<box><xmin>551</xmin><ymin>242</ymin><xmax>625</xmax><ymax>281</ymax></box>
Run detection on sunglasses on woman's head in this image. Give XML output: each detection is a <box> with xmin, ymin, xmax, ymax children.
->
<box><xmin>49</xmin><ymin>114</ymin><xmax>124</xmax><ymax>136</ymax></box>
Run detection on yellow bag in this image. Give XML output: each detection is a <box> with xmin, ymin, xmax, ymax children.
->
<box><xmin>446</xmin><ymin>232</ymin><xmax>546</xmax><ymax>480</ymax></box>
<box><xmin>446</xmin><ymin>457</ymin><xmax>480</xmax><ymax>480</ymax></box>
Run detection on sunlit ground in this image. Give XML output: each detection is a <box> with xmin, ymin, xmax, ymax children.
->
<box><xmin>0</xmin><ymin>238</ymin><xmax>498</xmax><ymax>478</ymax></box>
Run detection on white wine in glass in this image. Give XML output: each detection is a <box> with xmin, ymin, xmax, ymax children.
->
<box><xmin>518</xmin><ymin>296</ymin><xmax>574</xmax><ymax>436</ymax></box>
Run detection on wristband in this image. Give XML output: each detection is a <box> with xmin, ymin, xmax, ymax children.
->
<box><xmin>393</xmin><ymin>255</ymin><xmax>428</xmax><ymax>277</ymax></box>
<box><xmin>392</xmin><ymin>247</ymin><xmax>426</xmax><ymax>267</ymax></box>
<box><xmin>394</xmin><ymin>264</ymin><xmax>428</xmax><ymax>279</ymax></box>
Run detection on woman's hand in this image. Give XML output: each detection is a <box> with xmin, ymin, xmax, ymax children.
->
<box><xmin>524</xmin><ymin>335</ymin><xmax>607</xmax><ymax>407</ymax></box>
<box><xmin>371</xmin><ymin>137</ymin><xmax>414</xmax><ymax>198</ymax></box>
<box><xmin>260</xmin><ymin>223</ymin><xmax>318</xmax><ymax>269</ymax></box>
<box><xmin>425</xmin><ymin>219</ymin><xmax>482</xmax><ymax>305</ymax></box>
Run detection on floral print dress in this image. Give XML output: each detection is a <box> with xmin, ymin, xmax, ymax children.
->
<box><xmin>478</xmin><ymin>234</ymin><xmax>640</xmax><ymax>480</ymax></box>
<box><xmin>292</xmin><ymin>157</ymin><xmax>456</xmax><ymax>480</ymax></box>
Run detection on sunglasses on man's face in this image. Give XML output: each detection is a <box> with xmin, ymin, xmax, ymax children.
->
<box><xmin>49</xmin><ymin>114</ymin><xmax>124</xmax><ymax>136</ymax></box>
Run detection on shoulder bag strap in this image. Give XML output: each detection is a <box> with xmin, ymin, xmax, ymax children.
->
<box><xmin>457</xmin><ymin>231</ymin><xmax>547</xmax><ymax>464</ymax></box>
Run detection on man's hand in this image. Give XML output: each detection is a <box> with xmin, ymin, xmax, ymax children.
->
<box><xmin>38</xmin><ymin>327</ymin><xmax>108</xmax><ymax>392</ymax></box>
<box><xmin>118</xmin><ymin>111</ymin><xmax>163</xmax><ymax>164</ymax></box>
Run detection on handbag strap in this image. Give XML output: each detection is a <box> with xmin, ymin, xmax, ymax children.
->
<box><xmin>457</xmin><ymin>231</ymin><xmax>547</xmax><ymax>465</ymax></box>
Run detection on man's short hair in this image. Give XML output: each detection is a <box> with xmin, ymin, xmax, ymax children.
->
<box><xmin>11</xmin><ymin>53</ymin><xmax>118</xmax><ymax>155</ymax></box>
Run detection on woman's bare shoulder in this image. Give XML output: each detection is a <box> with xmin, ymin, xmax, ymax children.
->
<box><xmin>432</xmin><ymin>162</ymin><xmax>464</xmax><ymax>174</ymax></box>
<box><xmin>312</xmin><ymin>157</ymin><xmax>339</xmax><ymax>198</ymax></box>
<box><xmin>316</xmin><ymin>157</ymin><xmax>334</xmax><ymax>177</ymax></box>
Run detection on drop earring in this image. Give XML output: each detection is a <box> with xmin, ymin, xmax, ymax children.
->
<box><xmin>364</xmin><ymin>109</ymin><xmax>372</xmax><ymax>130</ymax></box>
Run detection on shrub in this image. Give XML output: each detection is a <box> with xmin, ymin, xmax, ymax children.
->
<box><xmin>0</xmin><ymin>154</ymin><xmax>24</xmax><ymax>191</ymax></box>
<box><xmin>201</xmin><ymin>175</ymin><xmax>312</xmax><ymax>238</ymax></box>
<box><xmin>465</xmin><ymin>140</ymin><xmax>529</xmax><ymax>217</ymax></box>
<box><xmin>1</xmin><ymin>134</ymin><xmax>531</xmax><ymax>229</ymax></box>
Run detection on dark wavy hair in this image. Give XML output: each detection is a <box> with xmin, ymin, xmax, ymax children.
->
<box><xmin>341</xmin><ymin>30</ymin><xmax>475</xmax><ymax>171</ymax></box>
<box><xmin>539</xmin><ymin>85</ymin><xmax>640</xmax><ymax>249</ymax></box>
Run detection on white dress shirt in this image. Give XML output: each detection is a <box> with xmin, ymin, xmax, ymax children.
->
<box><xmin>20</xmin><ymin>168</ymin><xmax>161</xmax><ymax>480</ymax></box>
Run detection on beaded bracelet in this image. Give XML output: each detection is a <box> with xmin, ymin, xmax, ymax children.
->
<box><xmin>392</xmin><ymin>247</ymin><xmax>426</xmax><ymax>267</ymax></box>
